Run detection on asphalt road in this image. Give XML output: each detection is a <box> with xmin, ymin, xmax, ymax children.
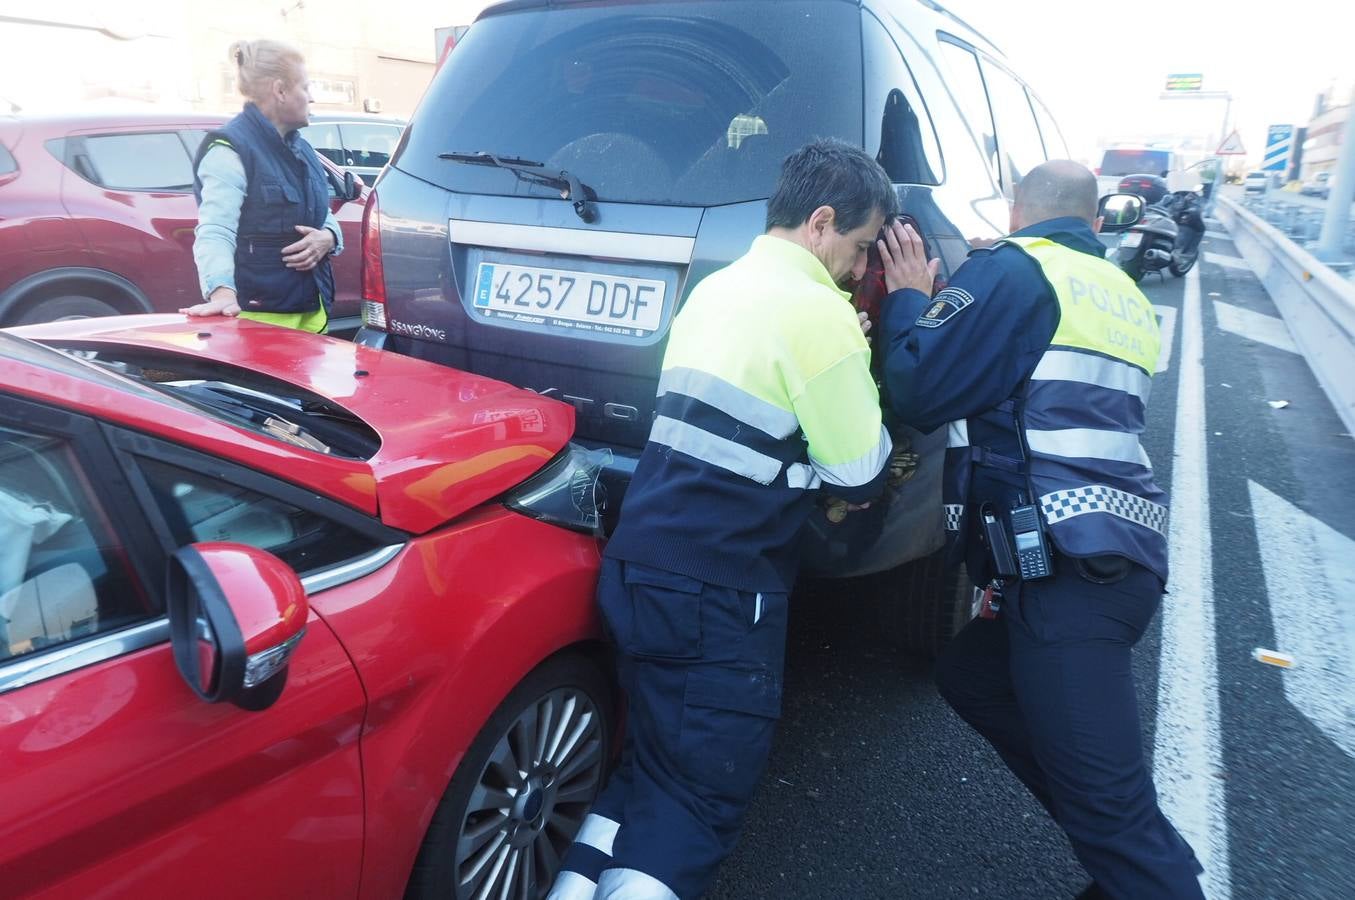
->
<box><xmin>707</xmin><ymin>223</ymin><xmax>1355</xmax><ymax>899</ymax></box>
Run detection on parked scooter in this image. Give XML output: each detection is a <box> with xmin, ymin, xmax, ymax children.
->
<box><xmin>1114</xmin><ymin>174</ymin><xmax>1205</xmax><ymax>281</ymax></box>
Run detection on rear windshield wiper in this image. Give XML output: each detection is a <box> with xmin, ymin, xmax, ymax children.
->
<box><xmin>439</xmin><ymin>151</ymin><xmax>597</xmax><ymax>223</ymax></box>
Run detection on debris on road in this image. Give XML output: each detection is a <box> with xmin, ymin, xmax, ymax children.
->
<box><xmin>1253</xmin><ymin>648</ymin><xmax>1296</xmax><ymax>668</ymax></box>
<box><xmin>1267</xmin><ymin>400</ymin><xmax>1290</xmax><ymax>409</ymax></box>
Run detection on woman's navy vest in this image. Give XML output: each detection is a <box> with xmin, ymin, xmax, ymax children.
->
<box><xmin>193</xmin><ymin>103</ymin><xmax>334</xmax><ymax>314</ymax></box>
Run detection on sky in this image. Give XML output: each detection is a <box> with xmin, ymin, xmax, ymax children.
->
<box><xmin>941</xmin><ymin>0</ymin><xmax>1353</xmax><ymax>166</ymax></box>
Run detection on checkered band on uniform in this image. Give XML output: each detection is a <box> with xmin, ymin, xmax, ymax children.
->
<box><xmin>1039</xmin><ymin>485</ymin><xmax>1168</xmax><ymax>535</ymax></box>
<box><xmin>944</xmin><ymin>503</ymin><xmax>964</xmax><ymax>532</ymax></box>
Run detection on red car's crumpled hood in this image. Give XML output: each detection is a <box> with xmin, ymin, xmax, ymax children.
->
<box><xmin>14</xmin><ymin>316</ymin><xmax>573</xmax><ymax>533</ymax></box>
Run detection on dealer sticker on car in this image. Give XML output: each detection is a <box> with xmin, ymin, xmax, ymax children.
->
<box><xmin>473</xmin><ymin>262</ymin><xmax>665</xmax><ymax>338</ymax></box>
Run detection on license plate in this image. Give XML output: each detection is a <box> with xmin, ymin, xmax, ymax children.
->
<box><xmin>1120</xmin><ymin>231</ymin><xmax>1144</xmax><ymax>248</ymax></box>
<box><xmin>472</xmin><ymin>262</ymin><xmax>665</xmax><ymax>337</ymax></box>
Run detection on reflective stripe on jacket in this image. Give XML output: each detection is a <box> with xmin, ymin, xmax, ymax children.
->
<box><xmin>605</xmin><ymin>235</ymin><xmax>891</xmax><ymax>591</ymax></box>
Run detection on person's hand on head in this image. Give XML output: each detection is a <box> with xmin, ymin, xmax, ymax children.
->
<box><xmin>878</xmin><ymin>220</ymin><xmax>940</xmax><ymax>295</ymax></box>
<box><xmin>282</xmin><ymin>225</ymin><xmax>336</xmax><ymax>272</ymax></box>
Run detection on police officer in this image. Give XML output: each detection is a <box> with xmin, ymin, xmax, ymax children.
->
<box><xmin>877</xmin><ymin>160</ymin><xmax>1204</xmax><ymax>899</ymax></box>
<box><xmin>547</xmin><ymin>139</ymin><xmax>895</xmax><ymax>900</ymax></box>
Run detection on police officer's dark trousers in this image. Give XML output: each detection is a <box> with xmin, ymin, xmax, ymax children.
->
<box><xmin>935</xmin><ymin>558</ymin><xmax>1205</xmax><ymax>900</ymax></box>
<box><xmin>555</xmin><ymin>557</ymin><xmax>787</xmax><ymax>900</ymax></box>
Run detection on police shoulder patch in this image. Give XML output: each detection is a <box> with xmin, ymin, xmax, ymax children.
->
<box><xmin>915</xmin><ymin>287</ymin><xmax>975</xmax><ymax>329</ymax></box>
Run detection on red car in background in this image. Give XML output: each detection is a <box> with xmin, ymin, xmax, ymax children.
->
<box><xmin>0</xmin><ymin>112</ymin><xmax>367</xmax><ymax>328</ymax></box>
<box><xmin>0</xmin><ymin>316</ymin><xmax>613</xmax><ymax>898</ymax></box>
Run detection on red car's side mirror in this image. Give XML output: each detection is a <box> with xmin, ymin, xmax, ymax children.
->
<box><xmin>167</xmin><ymin>543</ymin><xmax>308</xmax><ymax>711</ymax></box>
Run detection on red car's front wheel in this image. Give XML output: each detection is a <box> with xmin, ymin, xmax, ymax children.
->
<box><xmin>406</xmin><ymin>653</ymin><xmax>614</xmax><ymax>900</ymax></box>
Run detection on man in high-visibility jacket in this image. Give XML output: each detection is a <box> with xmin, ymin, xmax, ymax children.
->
<box><xmin>878</xmin><ymin>160</ymin><xmax>1205</xmax><ymax>899</ymax></box>
<box><xmin>547</xmin><ymin>139</ymin><xmax>895</xmax><ymax>900</ymax></box>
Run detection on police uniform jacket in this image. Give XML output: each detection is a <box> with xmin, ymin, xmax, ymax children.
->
<box><xmin>879</xmin><ymin>216</ymin><xmax>1168</xmax><ymax>585</ymax></box>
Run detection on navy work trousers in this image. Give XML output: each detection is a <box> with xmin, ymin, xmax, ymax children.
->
<box><xmin>551</xmin><ymin>557</ymin><xmax>788</xmax><ymax>900</ymax></box>
<box><xmin>935</xmin><ymin>559</ymin><xmax>1205</xmax><ymax>899</ymax></box>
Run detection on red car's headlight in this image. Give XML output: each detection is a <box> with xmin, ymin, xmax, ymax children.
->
<box><xmin>504</xmin><ymin>443</ymin><xmax>611</xmax><ymax>535</ymax></box>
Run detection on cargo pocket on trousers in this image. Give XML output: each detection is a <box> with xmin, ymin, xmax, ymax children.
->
<box><xmin>679</xmin><ymin>665</ymin><xmax>782</xmax><ymax>799</ymax></box>
<box><xmin>622</xmin><ymin>564</ymin><xmax>704</xmax><ymax>660</ymax></box>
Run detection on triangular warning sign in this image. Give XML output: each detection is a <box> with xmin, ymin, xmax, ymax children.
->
<box><xmin>1216</xmin><ymin>130</ymin><xmax>1246</xmax><ymax>155</ymax></box>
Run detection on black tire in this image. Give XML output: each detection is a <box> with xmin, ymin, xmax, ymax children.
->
<box><xmin>405</xmin><ymin>653</ymin><xmax>614</xmax><ymax>900</ymax></box>
<box><xmin>14</xmin><ymin>294</ymin><xmax>120</xmax><ymax>325</ymax></box>
<box><xmin>1169</xmin><ymin>252</ymin><xmax>1197</xmax><ymax>277</ymax></box>
<box><xmin>872</xmin><ymin>550</ymin><xmax>980</xmax><ymax>658</ymax></box>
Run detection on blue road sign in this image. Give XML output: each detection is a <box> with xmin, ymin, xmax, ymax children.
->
<box><xmin>1263</xmin><ymin>124</ymin><xmax>1294</xmax><ymax>174</ymax></box>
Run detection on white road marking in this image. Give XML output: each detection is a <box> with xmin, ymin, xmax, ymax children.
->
<box><xmin>1154</xmin><ymin>263</ymin><xmax>1232</xmax><ymax>899</ymax></box>
<box><xmin>1247</xmin><ymin>480</ymin><xmax>1355</xmax><ymax>759</ymax></box>
<box><xmin>1154</xmin><ymin>305</ymin><xmax>1178</xmax><ymax>374</ymax></box>
<box><xmin>1204</xmin><ymin>252</ymin><xmax>1250</xmax><ymax>271</ymax></box>
<box><xmin>1212</xmin><ymin>302</ymin><xmax>1300</xmax><ymax>354</ymax></box>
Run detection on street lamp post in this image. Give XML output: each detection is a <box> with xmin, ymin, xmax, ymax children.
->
<box><xmin>1315</xmin><ymin>88</ymin><xmax>1355</xmax><ymax>262</ymax></box>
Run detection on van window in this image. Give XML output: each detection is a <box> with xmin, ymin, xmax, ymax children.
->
<box><xmin>301</xmin><ymin>122</ymin><xmax>345</xmax><ymax>167</ymax></box>
<box><xmin>339</xmin><ymin>123</ymin><xmax>399</xmax><ymax>170</ymax></box>
<box><xmin>1030</xmin><ymin>97</ymin><xmax>1068</xmax><ymax>160</ymax></box>
<box><xmin>936</xmin><ymin>40</ymin><xmax>997</xmax><ymax>187</ymax></box>
<box><xmin>862</xmin><ymin>12</ymin><xmax>942</xmax><ymax>185</ymax></box>
<box><xmin>81</xmin><ymin>132</ymin><xmax>195</xmax><ymax>192</ymax></box>
<box><xmin>178</xmin><ymin>130</ymin><xmax>209</xmax><ymax>161</ymax></box>
<box><xmin>395</xmin><ymin>0</ymin><xmax>863</xmax><ymax>206</ymax></box>
<box><xmin>980</xmin><ymin>61</ymin><xmax>1046</xmax><ymax>194</ymax></box>
<box><xmin>1100</xmin><ymin>149</ymin><xmax>1171</xmax><ymax>178</ymax></box>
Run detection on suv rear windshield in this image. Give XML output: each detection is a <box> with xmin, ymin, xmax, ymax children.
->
<box><xmin>1100</xmin><ymin>149</ymin><xmax>1171</xmax><ymax>177</ymax></box>
<box><xmin>396</xmin><ymin>0</ymin><xmax>863</xmax><ymax>206</ymax></box>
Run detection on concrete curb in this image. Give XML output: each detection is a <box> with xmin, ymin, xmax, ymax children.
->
<box><xmin>1215</xmin><ymin>196</ymin><xmax>1355</xmax><ymax>436</ymax></box>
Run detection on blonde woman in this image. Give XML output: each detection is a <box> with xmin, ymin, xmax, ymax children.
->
<box><xmin>183</xmin><ymin>39</ymin><xmax>342</xmax><ymax>333</ymax></box>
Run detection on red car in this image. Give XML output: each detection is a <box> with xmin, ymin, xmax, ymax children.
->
<box><xmin>0</xmin><ymin>112</ymin><xmax>367</xmax><ymax>328</ymax></box>
<box><xmin>0</xmin><ymin>316</ymin><xmax>613</xmax><ymax>898</ymax></box>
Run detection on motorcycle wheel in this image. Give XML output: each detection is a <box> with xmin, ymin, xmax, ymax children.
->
<box><xmin>1169</xmin><ymin>252</ymin><xmax>1197</xmax><ymax>277</ymax></box>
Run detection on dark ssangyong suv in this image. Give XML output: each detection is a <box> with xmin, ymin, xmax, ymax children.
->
<box><xmin>356</xmin><ymin>0</ymin><xmax>1069</xmax><ymax>653</ymax></box>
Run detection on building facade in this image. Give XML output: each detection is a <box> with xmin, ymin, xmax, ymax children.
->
<box><xmin>1301</xmin><ymin>84</ymin><xmax>1352</xmax><ymax>180</ymax></box>
<box><xmin>0</xmin><ymin>0</ymin><xmax>491</xmax><ymax>118</ymax></box>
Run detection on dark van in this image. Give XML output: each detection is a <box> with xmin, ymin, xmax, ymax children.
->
<box><xmin>356</xmin><ymin>0</ymin><xmax>1069</xmax><ymax>653</ymax></box>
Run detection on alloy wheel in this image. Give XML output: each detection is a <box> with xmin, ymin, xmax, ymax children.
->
<box><xmin>453</xmin><ymin>686</ymin><xmax>605</xmax><ymax>900</ymax></box>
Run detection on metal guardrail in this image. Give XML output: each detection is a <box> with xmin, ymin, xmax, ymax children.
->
<box><xmin>1217</xmin><ymin>196</ymin><xmax>1355</xmax><ymax>436</ymax></box>
<box><xmin>1237</xmin><ymin>193</ymin><xmax>1355</xmax><ymax>279</ymax></box>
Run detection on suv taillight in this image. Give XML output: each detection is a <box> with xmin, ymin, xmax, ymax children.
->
<box><xmin>360</xmin><ymin>190</ymin><xmax>387</xmax><ymax>330</ymax></box>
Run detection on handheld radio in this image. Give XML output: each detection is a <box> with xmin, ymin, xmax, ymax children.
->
<box><xmin>1009</xmin><ymin>502</ymin><xmax>1053</xmax><ymax>580</ymax></box>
